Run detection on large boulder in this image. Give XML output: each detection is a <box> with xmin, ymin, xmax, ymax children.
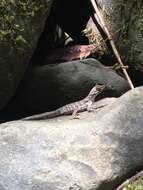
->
<box><xmin>0</xmin><ymin>0</ymin><xmax>53</xmax><ymax>110</ymax></box>
<box><xmin>15</xmin><ymin>58</ymin><xmax>129</xmax><ymax>111</ymax></box>
<box><xmin>96</xmin><ymin>0</ymin><xmax>143</xmax><ymax>70</ymax></box>
<box><xmin>0</xmin><ymin>86</ymin><xmax>143</xmax><ymax>189</ymax></box>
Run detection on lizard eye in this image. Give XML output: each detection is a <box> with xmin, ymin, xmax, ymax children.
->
<box><xmin>97</xmin><ymin>83</ymin><xmax>104</xmax><ymax>86</ymax></box>
<box><xmin>96</xmin><ymin>83</ymin><xmax>105</xmax><ymax>90</ymax></box>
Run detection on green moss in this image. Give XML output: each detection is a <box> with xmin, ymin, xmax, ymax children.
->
<box><xmin>116</xmin><ymin>1</ymin><xmax>143</xmax><ymax>33</ymax></box>
<box><xmin>82</xmin><ymin>27</ymin><xmax>106</xmax><ymax>50</ymax></box>
<box><xmin>0</xmin><ymin>0</ymin><xmax>50</xmax><ymax>50</ymax></box>
<box><xmin>136</xmin><ymin>9</ymin><xmax>143</xmax><ymax>35</ymax></box>
<box><xmin>122</xmin><ymin>176</ymin><xmax>143</xmax><ymax>190</ymax></box>
<box><xmin>120</xmin><ymin>24</ymin><xmax>130</xmax><ymax>45</ymax></box>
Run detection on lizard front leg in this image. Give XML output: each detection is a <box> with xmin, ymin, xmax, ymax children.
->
<box><xmin>87</xmin><ymin>100</ymin><xmax>94</xmax><ymax>112</ymax></box>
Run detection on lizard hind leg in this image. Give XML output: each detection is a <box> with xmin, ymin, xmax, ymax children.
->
<box><xmin>71</xmin><ymin>109</ymin><xmax>80</xmax><ymax>119</ymax></box>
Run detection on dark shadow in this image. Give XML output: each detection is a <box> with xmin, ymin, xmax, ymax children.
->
<box><xmin>30</xmin><ymin>0</ymin><xmax>95</xmax><ymax>65</ymax></box>
<box><xmin>51</xmin><ymin>0</ymin><xmax>93</xmax><ymax>44</ymax></box>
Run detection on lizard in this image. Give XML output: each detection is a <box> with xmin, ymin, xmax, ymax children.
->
<box><xmin>45</xmin><ymin>44</ymin><xmax>103</xmax><ymax>64</ymax></box>
<box><xmin>22</xmin><ymin>83</ymin><xmax>105</xmax><ymax>121</ymax></box>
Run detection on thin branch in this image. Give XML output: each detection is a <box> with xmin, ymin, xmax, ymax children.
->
<box><xmin>90</xmin><ymin>0</ymin><xmax>134</xmax><ymax>89</ymax></box>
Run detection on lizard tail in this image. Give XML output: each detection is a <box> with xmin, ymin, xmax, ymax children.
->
<box><xmin>22</xmin><ymin>109</ymin><xmax>61</xmax><ymax>120</ymax></box>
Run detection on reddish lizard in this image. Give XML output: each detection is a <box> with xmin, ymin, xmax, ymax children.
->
<box><xmin>22</xmin><ymin>83</ymin><xmax>105</xmax><ymax>120</ymax></box>
<box><xmin>45</xmin><ymin>44</ymin><xmax>103</xmax><ymax>64</ymax></box>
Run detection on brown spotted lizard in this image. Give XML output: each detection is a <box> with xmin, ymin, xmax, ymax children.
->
<box><xmin>22</xmin><ymin>83</ymin><xmax>105</xmax><ymax>120</ymax></box>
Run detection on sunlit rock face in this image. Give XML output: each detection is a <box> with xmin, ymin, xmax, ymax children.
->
<box><xmin>0</xmin><ymin>87</ymin><xmax>143</xmax><ymax>189</ymax></box>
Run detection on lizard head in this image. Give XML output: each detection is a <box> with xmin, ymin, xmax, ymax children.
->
<box><xmin>87</xmin><ymin>83</ymin><xmax>105</xmax><ymax>101</ymax></box>
<box><xmin>89</xmin><ymin>83</ymin><xmax>105</xmax><ymax>94</ymax></box>
<box><xmin>95</xmin><ymin>83</ymin><xmax>106</xmax><ymax>92</ymax></box>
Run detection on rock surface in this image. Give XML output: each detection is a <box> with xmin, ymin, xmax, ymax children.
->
<box><xmin>15</xmin><ymin>58</ymin><xmax>129</xmax><ymax>111</ymax></box>
<box><xmin>96</xmin><ymin>0</ymin><xmax>143</xmax><ymax>70</ymax></box>
<box><xmin>0</xmin><ymin>86</ymin><xmax>143</xmax><ymax>189</ymax></box>
<box><xmin>0</xmin><ymin>0</ymin><xmax>53</xmax><ymax>110</ymax></box>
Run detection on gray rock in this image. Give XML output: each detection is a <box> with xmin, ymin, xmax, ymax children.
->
<box><xmin>95</xmin><ymin>0</ymin><xmax>143</xmax><ymax>69</ymax></box>
<box><xmin>0</xmin><ymin>0</ymin><xmax>53</xmax><ymax>110</ymax></box>
<box><xmin>0</xmin><ymin>86</ymin><xmax>143</xmax><ymax>189</ymax></box>
<box><xmin>15</xmin><ymin>58</ymin><xmax>129</xmax><ymax>111</ymax></box>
